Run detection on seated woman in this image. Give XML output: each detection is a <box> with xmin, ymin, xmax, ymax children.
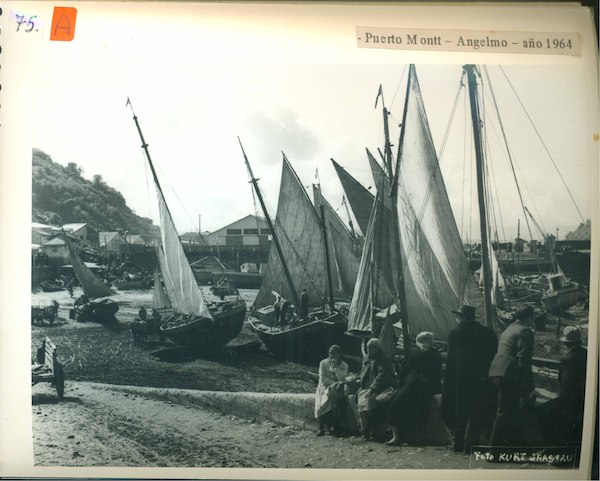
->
<box><xmin>386</xmin><ymin>331</ymin><xmax>442</xmax><ymax>446</ymax></box>
<box><xmin>356</xmin><ymin>338</ymin><xmax>397</xmax><ymax>441</ymax></box>
<box><xmin>315</xmin><ymin>345</ymin><xmax>348</xmax><ymax>436</ymax></box>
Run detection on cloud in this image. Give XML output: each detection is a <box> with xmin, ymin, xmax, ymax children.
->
<box><xmin>247</xmin><ymin>108</ymin><xmax>321</xmax><ymax>165</ymax></box>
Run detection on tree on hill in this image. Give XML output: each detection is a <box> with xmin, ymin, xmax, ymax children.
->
<box><xmin>32</xmin><ymin>148</ymin><xmax>155</xmax><ymax>235</ymax></box>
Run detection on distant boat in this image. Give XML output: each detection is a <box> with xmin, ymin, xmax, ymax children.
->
<box><xmin>190</xmin><ymin>256</ymin><xmax>263</xmax><ymax>289</ymax></box>
<box><xmin>129</xmin><ymin>104</ymin><xmax>246</xmax><ymax>356</ymax></box>
<box><xmin>240</xmin><ymin>142</ymin><xmax>346</xmax><ymax>362</ymax></box>
<box><xmin>40</xmin><ymin>279</ymin><xmax>66</xmax><ymax>292</ymax></box>
<box><xmin>63</xmin><ymin>232</ymin><xmax>119</xmax><ymax>322</ymax></box>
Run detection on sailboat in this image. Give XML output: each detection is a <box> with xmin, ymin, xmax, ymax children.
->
<box><xmin>312</xmin><ymin>184</ymin><xmax>361</xmax><ymax>302</ymax></box>
<box><xmin>128</xmin><ymin>104</ymin><xmax>246</xmax><ymax>356</ymax></box>
<box><xmin>63</xmin><ymin>231</ymin><xmax>119</xmax><ymax>322</ymax></box>
<box><xmin>239</xmin><ymin>142</ymin><xmax>346</xmax><ymax>361</ymax></box>
<box><xmin>343</xmin><ymin>64</ymin><xmax>583</xmax><ymax>345</ymax></box>
<box><xmin>342</xmin><ymin>66</ymin><xmax>488</xmax><ymax>346</ymax></box>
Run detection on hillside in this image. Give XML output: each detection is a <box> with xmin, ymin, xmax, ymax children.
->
<box><xmin>565</xmin><ymin>220</ymin><xmax>591</xmax><ymax>241</ymax></box>
<box><xmin>32</xmin><ymin>149</ymin><xmax>155</xmax><ymax>235</ymax></box>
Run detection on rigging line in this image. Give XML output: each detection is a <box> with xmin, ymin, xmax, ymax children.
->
<box><xmin>499</xmin><ymin>65</ymin><xmax>585</xmax><ymax>223</ymax></box>
<box><xmin>152</xmin><ymin>161</ymin><xmax>200</xmax><ymax>234</ymax></box>
<box><xmin>439</xmin><ymin>70</ymin><xmax>468</xmax><ymax>160</ymax></box>
<box><xmin>482</xmin><ymin>66</ymin><xmax>535</xmax><ymax>244</ymax></box>
<box><xmin>481</xmin><ymin>103</ymin><xmax>508</xmax><ymax>245</ymax></box>
<box><xmin>484</xmin><ymin>108</ymin><xmax>540</xmax><ymax>241</ymax></box>
<box><xmin>390</xmin><ymin>64</ymin><xmax>409</xmax><ymax>112</ymax></box>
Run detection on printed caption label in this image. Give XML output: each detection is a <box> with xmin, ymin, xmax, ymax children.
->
<box><xmin>356</xmin><ymin>27</ymin><xmax>580</xmax><ymax>56</ymax></box>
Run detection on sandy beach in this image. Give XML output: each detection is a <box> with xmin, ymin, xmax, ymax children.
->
<box><xmin>29</xmin><ymin>286</ymin><xmax>590</xmax><ymax>471</ymax></box>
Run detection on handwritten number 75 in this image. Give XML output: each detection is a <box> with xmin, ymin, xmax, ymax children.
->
<box><xmin>15</xmin><ymin>14</ymin><xmax>37</xmax><ymax>33</ymax></box>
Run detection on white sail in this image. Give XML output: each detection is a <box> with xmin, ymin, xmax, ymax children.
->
<box><xmin>394</xmin><ymin>65</ymin><xmax>485</xmax><ymax>339</ymax></box>
<box><xmin>254</xmin><ymin>155</ymin><xmax>342</xmax><ymax>308</ymax></box>
<box><xmin>152</xmin><ymin>257</ymin><xmax>172</xmax><ymax>311</ymax></box>
<box><xmin>63</xmin><ymin>232</ymin><xmax>115</xmax><ymax>299</ymax></box>
<box><xmin>313</xmin><ymin>185</ymin><xmax>360</xmax><ymax>299</ymax></box>
<box><xmin>154</xmin><ymin>182</ymin><xmax>213</xmax><ymax>319</ymax></box>
<box><xmin>347</xmin><ymin>185</ymin><xmax>394</xmax><ymax>332</ymax></box>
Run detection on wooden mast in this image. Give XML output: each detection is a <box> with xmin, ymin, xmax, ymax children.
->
<box><xmin>464</xmin><ymin>65</ymin><xmax>495</xmax><ymax>330</ymax></box>
<box><xmin>379</xmin><ymin>81</ymin><xmax>411</xmax><ymax>351</ymax></box>
<box><xmin>238</xmin><ymin>138</ymin><xmax>301</xmax><ymax>307</ymax></box>
<box><xmin>319</xmin><ymin>202</ymin><xmax>336</xmax><ymax>313</ymax></box>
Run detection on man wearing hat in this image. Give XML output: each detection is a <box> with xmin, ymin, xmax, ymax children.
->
<box><xmin>537</xmin><ymin>325</ymin><xmax>587</xmax><ymax>445</ymax></box>
<box><xmin>489</xmin><ymin>305</ymin><xmax>535</xmax><ymax>414</ymax></box>
<box><xmin>441</xmin><ymin>305</ymin><xmax>498</xmax><ymax>453</ymax></box>
<box><xmin>488</xmin><ymin>305</ymin><xmax>540</xmax><ymax>447</ymax></box>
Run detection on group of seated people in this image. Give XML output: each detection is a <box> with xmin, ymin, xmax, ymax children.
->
<box><xmin>314</xmin><ymin>304</ymin><xmax>588</xmax><ymax>455</ymax></box>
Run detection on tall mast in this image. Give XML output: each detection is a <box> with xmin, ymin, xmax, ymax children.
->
<box><xmin>238</xmin><ymin>138</ymin><xmax>300</xmax><ymax>307</ymax></box>
<box><xmin>342</xmin><ymin>195</ymin><xmax>357</xmax><ymax>239</ymax></box>
<box><xmin>464</xmin><ymin>65</ymin><xmax>495</xmax><ymax>330</ymax></box>
<box><xmin>380</xmin><ymin>81</ymin><xmax>411</xmax><ymax>351</ymax></box>
<box><xmin>127</xmin><ymin>99</ymin><xmax>175</xmax><ymax>224</ymax></box>
<box><xmin>319</xmin><ymin>203</ymin><xmax>336</xmax><ymax>312</ymax></box>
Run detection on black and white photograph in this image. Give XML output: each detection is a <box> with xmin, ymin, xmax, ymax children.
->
<box><xmin>1</xmin><ymin>2</ymin><xmax>598</xmax><ymax>479</ymax></box>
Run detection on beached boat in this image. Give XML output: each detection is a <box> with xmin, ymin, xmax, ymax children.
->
<box><xmin>339</xmin><ymin>65</ymin><xmax>585</xmax><ymax>346</ymax></box>
<box><xmin>128</xmin><ymin>103</ymin><xmax>245</xmax><ymax>356</ymax></box>
<box><xmin>341</xmin><ymin>68</ymin><xmax>486</xmax><ymax>351</ymax></box>
<box><xmin>63</xmin><ymin>232</ymin><xmax>119</xmax><ymax>322</ymax></box>
<box><xmin>40</xmin><ymin>279</ymin><xmax>66</xmax><ymax>292</ymax></box>
<box><xmin>239</xmin><ymin>142</ymin><xmax>346</xmax><ymax>362</ymax></box>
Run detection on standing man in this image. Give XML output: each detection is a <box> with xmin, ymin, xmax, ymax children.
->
<box><xmin>300</xmin><ymin>288</ymin><xmax>309</xmax><ymax>319</ymax></box>
<box><xmin>489</xmin><ymin>305</ymin><xmax>535</xmax><ymax>414</ymax></box>
<box><xmin>441</xmin><ymin>305</ymin><xmax>498</xmax><ymax>453</ymax></box>
<box><xmin>488</xmin><ymin>305</ymin><xmax>538</xmax><ymax>446</ymax></box>
<box><xmin>537</xmin><ymin>326</ymin><xmax>587</xmax><ymax>445</ymax></box>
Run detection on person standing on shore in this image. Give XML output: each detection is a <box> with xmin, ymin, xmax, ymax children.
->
<box><xmin>314</xmin><ymin>345</ymin><xmax>349</xmax><ymax>436</ymax></box>
<box><xmin>300</xmin><ymin>289</ymin><xmax>309</xmax><ymax>319</ymax></box>
<box><xmin>488</xmin><ymin>305</ymin><xmax>539</xmax><ymax>446</ymax></box>
<box><xmin>441</xmin><ymin>305</ymin><xmax>498</xmax><ymax>453</ymax></box>
<box><xmin>537</xmin><ymin>325</ymin><xmax>587</xmax><ymax>446</ymax></box>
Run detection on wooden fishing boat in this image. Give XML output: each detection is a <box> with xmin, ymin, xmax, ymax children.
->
<box><xmin>63</xmin><ymin>231</ymin><xmax>119</xmax><ymax>323</ymax></box>
<box><xmin>239</xmin><ymin>142</ymin><xmax>347</xmax><ymax>362</ymax></box>
<box><xmin>128</xmin><ymin>102</ymin><xmax>246</xmax><ymax>356</ymax></box>
<box><xmin>539</xmin><ymin>273</ymin><xmax>579</xmax><ymax>314</ymax></box>
<box><xmin>40</xmin><ymin>280</ymin><xmax>66</xmax><ymax>292</ymax></box>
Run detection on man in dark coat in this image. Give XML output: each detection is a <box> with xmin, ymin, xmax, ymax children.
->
<box><xmin>488</xmin><ymin>305</ymin><xmax>540</xmax><ymax>446</ymax></box>
<box><xmin>441</xmin><ymin>305</ymin><xmax>498</xmax><ymax>453</ymax></box>
<box><xmin>300</xmin><ymin>288</ymin><xmax>309</xmax><ymax>318</ymax></box>
<box><xmin>537</xmin><ymin>326</ymin><xmax>587</xmax><ymax>446</ymax></box>
<box><xmin>387</xmin><ymin>331</ymin><xmax>442</xmax><ymax>445</ymax></box>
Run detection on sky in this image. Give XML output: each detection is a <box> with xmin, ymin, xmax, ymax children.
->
<box><xmin>22</xmin><ymin>2</ymin><xmax>594</xmax><ymax>242</ymax></box>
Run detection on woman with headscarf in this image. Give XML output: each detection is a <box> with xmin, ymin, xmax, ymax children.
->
<box><xmin>314</xmin><ymin>345</ymin><xmax>348</xmax><ymax>436</ymax></box>
<box><xmin>356</xmin><ymin>338</ymin><xmax>396</xmax><ymax>441</ymax></box>
<box><xmin>386</xmin><ymin>331</ymin><xmax>442</xmax><ymax>445</ymax></box>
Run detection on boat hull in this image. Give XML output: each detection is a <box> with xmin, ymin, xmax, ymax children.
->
<box><xmin>74</xmin><ymin>297</ymin><xmax>119</xmax><ymax>322</ymax></box>
<box><xmin>249</xmin><ymin>312</ymin><xmax>346</xmax><ymax>362</ymax></box>
<box><xmin>160</xmin><ymin>299</ymin><xmax>246</xmax><ymax>356</ymax></box>
<box><xmin>40</xmin><ymin>280</ymin><xmax>66</xmax><ymax>293</ymax></box>
<box><xmin>541</xmin><ymin>284</ymin><xmax>579</xmax><ymax>314</ymax></box>
<box><xmin>113</xmin><ymin>279</ymin><xmax>152</xmax><ymax>290</ymax></box>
